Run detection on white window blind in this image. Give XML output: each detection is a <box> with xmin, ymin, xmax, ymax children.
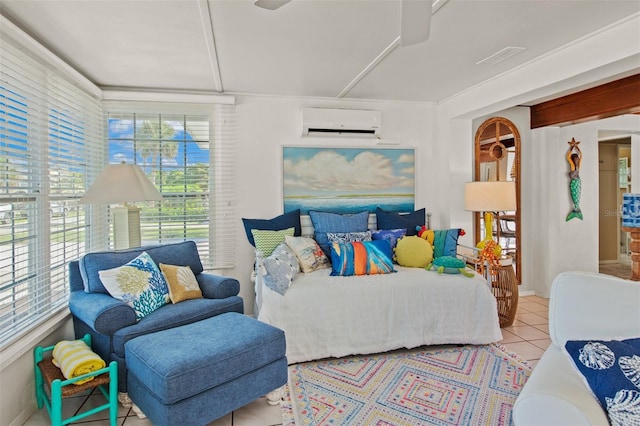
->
<box><xmin>106</xmin><ymin>104</ymin><xmax>236</xmax><ymax>269</ymax></box>
<box><xmin>0</xmin><ymin>38</ymin><xmax>106</xmax><ymax>349</ymax></box>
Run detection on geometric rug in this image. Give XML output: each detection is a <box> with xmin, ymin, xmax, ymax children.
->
<box><xmin>281</xmin><ymin>344</ymin><xmax>532</xmax><ymax>426</ymax></box>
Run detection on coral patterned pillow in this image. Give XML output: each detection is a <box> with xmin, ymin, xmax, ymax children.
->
<box><xmin>330</xmin><ymin>240</ymin><xmax>395</xmax><ymax>276</ymax></box>
<box><xmin>98</xmin><ymin>251</ymin><xmax>169</xmax><ymax>320</ymax></box>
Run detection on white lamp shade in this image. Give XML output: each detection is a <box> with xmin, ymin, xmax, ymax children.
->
<box><xmin>465</xmin><ymin>181</ymin><xmax>516</xmax><ymax>212</ymax></box>
<box><xmin>80</xmin><ymin>163</ymin><xmax>163</xmax><ymax>204</ymax></box>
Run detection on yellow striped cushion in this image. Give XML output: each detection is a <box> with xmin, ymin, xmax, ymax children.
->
<box><xmin>52</xmin><ymin>340</ymin><xmax>106</xmax><ymax>385</ymax></box>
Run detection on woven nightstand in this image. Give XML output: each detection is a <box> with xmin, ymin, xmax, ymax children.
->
<box><xmin>490</xmin><ymin>258</ymin><xmax>519</xmax><ymax>327</ymax></box>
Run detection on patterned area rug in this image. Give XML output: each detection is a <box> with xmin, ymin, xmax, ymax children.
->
<box><xmin>281</xmin><ymin>344</ymin><xmax>531</xmax><ymax>426</ymax></box>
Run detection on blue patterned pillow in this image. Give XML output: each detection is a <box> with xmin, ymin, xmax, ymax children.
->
<box><xmin>565</xmin><ymin>338</ymin><xmax>640</xmax><ymax>426</ymax></box>
<box><xmin>309</xmin><ymin>210</ymin><xmax>370</xmax><ymax>256</ymax></box>
<box><xmin>376</xmin><ymin>207</ymin><xmax>425</xmax><ymax>236</ymax></box>
<box><xmin>371</xmin><ymin>228</ymin><xmax>406</xmax><ymax>251</ymax></box>
<box><xmin>329</xmin><ymin>240</ymin><xmax>395</xmax><ymax>276</ymax></box>
<box><xmin>98</xmin><ymin>251</ymin><xmax>169</xmax><ymax>320</ymax></box>
<box><xmin>327</xmin><ymin>231</ymin><xmax>372</xmax><ymax>244</ymax></box>
<box><xmin>262</xmin><ymin>243</ymin><xmax>299</xmax><ymax>295</ymax></box>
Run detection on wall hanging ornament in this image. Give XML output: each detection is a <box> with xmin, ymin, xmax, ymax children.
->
<box><xmin>566</xmin><ymin>138</ymin><xmax>583</xmax><ymax>221</ymax></box>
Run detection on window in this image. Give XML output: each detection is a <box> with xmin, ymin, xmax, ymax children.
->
<box><xmin>0</xmin><ymin>37</ymin><xmax>105</xmax><ymax>349</ymax></box>
<box><xmin>106</xmin><ymin>106</ymin><xmax>236</xmax><ymax>269</ymax></box>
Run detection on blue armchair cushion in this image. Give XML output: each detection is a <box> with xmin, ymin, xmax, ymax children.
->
<box><xmin>80</xmin><ymin>241</ymin><xmax>203</xmax><ymax>294</ymax></box>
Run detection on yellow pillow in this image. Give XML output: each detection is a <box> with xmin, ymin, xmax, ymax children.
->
<box><xmin>159</xmin><ymin>264</ymin><xmax>203</xmax><ymax>303</ymax></box>
<box><xmin>394</xmin><ymin>236</ymin><xmax>433</xmax><ymax>268</ymax></box>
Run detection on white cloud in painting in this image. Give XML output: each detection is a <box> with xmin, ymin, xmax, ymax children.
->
<box><xmin>284</xmin><ymin>150</ymin><xmax>413</xmax><ymax>193</ymax></box>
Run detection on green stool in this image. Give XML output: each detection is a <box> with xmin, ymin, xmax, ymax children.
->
<box><xmin>34</xmin><ymin>334</ymin><xmax>118</xmax><ymax>426</ymax></box>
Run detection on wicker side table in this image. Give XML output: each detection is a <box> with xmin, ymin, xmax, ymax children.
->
<box><xmin>490</xmin><ymin>258</ymin><xmax>519</xmax><ymax>327</ymax></box>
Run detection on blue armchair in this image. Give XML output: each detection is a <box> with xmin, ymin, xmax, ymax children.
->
<box><xmin>68</xmin><ymin>241</ymin><xmax>244</xmax><ymax>393</ymax></box>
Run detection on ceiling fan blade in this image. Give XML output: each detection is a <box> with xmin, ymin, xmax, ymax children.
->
<box><xmin>400</xmin><ymin>0</ymin><xmax>433</xmax><ymax>47</ymax></box>
<box><xmin>254</xmin><ymin>0</ymin><xmax>292</xmax><ymax>10</ymax></box>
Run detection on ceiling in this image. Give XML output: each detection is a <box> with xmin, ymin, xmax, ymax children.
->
<box><xmin>0</xmin><ymin>0</ymin><xmax>638</xmax><ymax>103</ymax></box>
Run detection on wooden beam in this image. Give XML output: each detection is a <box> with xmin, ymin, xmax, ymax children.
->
<box><xmin>530</xmin><ymin>74</ymin><xmax>640</xmax><ymax>129</ymax></box>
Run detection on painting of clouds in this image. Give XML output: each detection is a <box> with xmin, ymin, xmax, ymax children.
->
<box><xmin>283</xmin><ymin>147</ymin><xmax>415</xmax><ymax>214</ymax></box>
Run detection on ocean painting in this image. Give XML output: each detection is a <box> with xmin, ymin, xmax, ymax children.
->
<box><xmin>283</xmin><ymin>147</ymin><xmax>415</xmax><ymax>214</ymax></box>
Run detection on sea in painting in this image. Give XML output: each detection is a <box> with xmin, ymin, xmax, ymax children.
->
<box><xmin>283</xmin><ymin>147</ymin><xmax>415</xmax><ymax>214</ymax></box>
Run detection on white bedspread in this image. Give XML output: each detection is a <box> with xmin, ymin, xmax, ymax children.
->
<box><xmin>257</xmin><ymin>266</ymin><xmax>503</xmax><ymax>364</ymax></box>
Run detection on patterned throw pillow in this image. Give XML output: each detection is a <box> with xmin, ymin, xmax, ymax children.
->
<box><xmin>371</xmin><ymin>228</ymin><xmax>406</xmax><ymax>251</ymax></box>
<box><xmin>330</xmin><ymin>240</ymin><xmax>395</xmax><ymax>276</ymax></box>
<box><xmin>251</xmin><ymin>227</ymin><xmax>296</xmax><ymax>257</ymax></box>
<box><xmin>326</xmin><ymin>231</ymin><xmax>372</xmax><ymax>244</ymax></box>
<box><xmin>375</xmin><ymin>207</ymin><xmax>425</xmax><ymax>236</ymax></box>
<box><xmin>284</xmin><ymin>235</ymin><xmax>331</xmax><ymax>273</ymax></box>
<box><xmin>262</xmin><ymin>243</ymin><xmax>300</xmax><ymax>295</ymax></box>
<box><xmin>159</xmin><ymin>263</ymin><xmax>203</xmax><ymax>303</ymax></box>
<box><xmin>98</xmin><ymin>251</ymin><xmax>169</xmax><ymax>320</ymax></box>
<box><xmin>565</xmin><ymin>338</ymin><xmax>640</xmax><ymax>426</ymax></box>
<box><xmin>242</xmin><ymin>210</ymin><xmax>302</xmax><ymax>246</ymax></box>
<box><xmin>308</xmin><ymin>210</ymin><xmax>370</xmax><ymax>257</ymax></box>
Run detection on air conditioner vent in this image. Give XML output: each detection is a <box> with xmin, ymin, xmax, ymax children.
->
<box><xmin>302</xmin><ymin>108</ymin><xmax>381</xmax><ymax>138</ymax></box>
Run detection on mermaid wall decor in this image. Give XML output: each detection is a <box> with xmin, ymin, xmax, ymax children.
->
<box><xmin>566</xmin><ymin>138</ymin><xmax>583</xmax><ymax>221</ymax></box>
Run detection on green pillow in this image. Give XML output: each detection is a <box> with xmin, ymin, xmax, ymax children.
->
<box><xmin>251</xmin><ymin>227</ymin><xmax>295</xmax><ymax>257</ymax></box>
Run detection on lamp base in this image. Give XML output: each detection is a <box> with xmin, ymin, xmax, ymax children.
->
<box><xmin>112</xmin><ymin>205</ymin><xmax>141</xmax><ymax>250</ymax></box>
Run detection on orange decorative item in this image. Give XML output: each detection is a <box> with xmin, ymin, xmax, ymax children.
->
<box><xmin>478</xmin><ymin>239</ymin><xmax>500</xmax><ymax>276</ymax></box>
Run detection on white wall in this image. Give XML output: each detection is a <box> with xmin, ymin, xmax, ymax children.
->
<box><xmin>231</xmin><ymin>95</ymin><xmax>435</xmax><ymax>314</ymax></box>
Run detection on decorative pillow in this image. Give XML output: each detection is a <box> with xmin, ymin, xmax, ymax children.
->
<box><xmin>285</xmin><ymin>235</ymin><xmax>331</xmax><ymax>273</ymax></box>
<box><xmin>371</xmin><ymin>228</ymin><xmax>406</xmax><ymax>252</ymax></box>
<box><xmin>330</xmin><ymin>240</ymin><xmax>395</xmax><ymax>276</ymax></box>
<box><xmin>376</xmin><ymin>207</ymin><xmax>425</xmax><ymax>236</ymax></box>
<box><xmin>309</xmin><ymin>210</ymin><xmax>370</xmax><ymax>256</ymax></box>
<box><xmin>98</xmin><ymin>251</ymin><xmax>169</xmax><ymax>320</ymax></box>
<box><xmin>261</xmin><ymin>243</ymin><xmax>300</xmax><ymax>295</ymax></box>
<box><xmin>327</xmin><ymin>231</ymin><xmax>372</xmax><ymax>244</ymax></box>
<box><xmin>565</xmin><ymin>338</ymin><xmax>640</xmax><ymax>426</ymax></box>
<box><xmin>433</xmin><ymin>228</ymin><xmax>462</xmax><ymax>258</ymax></box>
<box><xmin>251</xmin><ymin>227</ymin><xmax>295</xmax><ymax>257</ymax></box>
<box><xmin>394</xmin><ymin>236</ymin><xmax>433</xmax><ymax>268</ymax></box>
<box><xmin>159</xmin><ymin>263</ymin><xmax>203</xmax><ymax>303</ymax></box>
<box><xmin>242</xmin><ymin>209</ymin><xmax>301</xmax><ymax>246</ymax></box>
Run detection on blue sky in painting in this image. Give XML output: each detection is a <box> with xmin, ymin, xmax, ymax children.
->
<box><xmin>283</xmin><ymin>147</ymin><xmax>415</xmax><ymax>197</ymax></box>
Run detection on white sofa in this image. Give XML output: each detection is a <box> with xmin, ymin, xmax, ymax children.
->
<box><xmin>513</xmin><ymin>271</ymin><xmax>640</xmax><ymax>425</ymax></box>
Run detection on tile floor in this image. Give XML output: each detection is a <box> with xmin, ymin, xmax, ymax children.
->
<box><xmin>24</xmin><ymin>295</ymin><xmax>550</xmax><ymax>426</ymax></box>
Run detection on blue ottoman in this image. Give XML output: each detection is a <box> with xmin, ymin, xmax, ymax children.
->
<box><xmin>125</xmin><ymin>312</ymin><xmax>287</xmax><ymax>426</ymax></box>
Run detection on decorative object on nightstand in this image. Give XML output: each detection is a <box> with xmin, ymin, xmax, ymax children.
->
<box><xmin>621</xmin><ymin>192</ymin><xmax>640</xmax><ymax>280</ymax></box>
<box><xmin>465</xmin><ymin>181</ymin><xmax>518</xmax><ymax>326</ymax></box>
<box><xmin>80</xmin><ymin>162</ymin><xmax>163</xmax><ymax>249</ymax></box>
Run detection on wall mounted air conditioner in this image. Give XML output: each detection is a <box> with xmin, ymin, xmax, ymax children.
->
<box><xmin>302</xmin><ymin>108</ymin><xmax>381</xmax><ymax>138</ymax></box>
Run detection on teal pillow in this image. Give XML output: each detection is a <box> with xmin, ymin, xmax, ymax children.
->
<box><xmin>432</xmin><ymin>228</ymin><xmax>462</xmax><ymax>258</ymax></box>
<box><xmin>252</xmin><ymin>227</ymin><xmax>295</xmax><ymax>257</ymax></box>
<box><xmin>98</xmin><ymin>251</ymin><xmax>169</xmax><ymax>320</ymax></box>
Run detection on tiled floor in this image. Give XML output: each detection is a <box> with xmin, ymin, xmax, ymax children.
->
<box><xmin>24</xmin><ymin>295</ymin><xmax>549</xmax><ymax>426</ymax></box>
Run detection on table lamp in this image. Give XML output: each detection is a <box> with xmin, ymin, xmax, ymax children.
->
<box><xmin>464</xmin><ymin>181</ymin><xmax>516</xmax><ymax>257</ymax></box>
<box><xmin>621</xmin><ymin>193</ymin><xmax>640</xmax><ymax>280</ymax></box>
<box><xmin>80</xmin><ymin>162</ymin><xmax>163</xmax><ymax>249</ymax></box>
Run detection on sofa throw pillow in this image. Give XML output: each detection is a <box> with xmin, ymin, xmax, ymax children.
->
<box><xmin>242</xmin><ymin>210</ymin><xmax>301</xmax><ymax>247</ymax></box>
<box><xmin>432</xmin><ymin>228</ymin><xmax>462</xmax><ymax>258</ymax></box>
<box><xmin>376</xmin><ymin>207</ymin><xmax>425</xmax><ymax>236</ymax></box>
<box><xmin>330</xmin><ymin>240</ymin><xmax>395</xmax><ymax>276</ymax></box>
<box><xmin>98</xmin><ymin>251</ymin><xmax>169</xmax><ymax>320</ymax></box>
<box><xmin>251</xmin><ymin>227</ymin><xmax>296</xmax><ymax>257</ymax></box>
<box><xmin>371</xmin><ymin>228</ymin><xmax>406</xmax><ymax>252</ymax></box>
<box><xmin>394</xmin><ymin>236</ymin><xmax>433</xmax><ymax>268</ymax></box>
<box><xmin>327</xmin><ymin>231</ymin><xmax>372</xmax><ymax>244</ymax></box>
<box><xmin>565</xmin><ymin>338</ymin><xmax>640</xmax><ymax>426</ymax></box>
<box><xmin>309</xmin><ymin>210</ymin><xmax>370</xmax><ymax>256</ymax></box>
<box><xmin>285</xmin><ymin>235</ymin><xmax>331</xmax><ymax>273</ymax></box>
<box><xmin>159</xmin><ymin>263</ymin><xmax>203</xmax><ymax>303</ymax></box>
<box><xmin>261</xmin><ymin>242</ymin><xmax>300</xmax><ymax>295</ymax></box>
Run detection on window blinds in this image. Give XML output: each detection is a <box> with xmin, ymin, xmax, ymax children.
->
<box><xmin>0</xmin><ymin>38</ymin><xmax>106</xmax><ymax>349</ymax></box>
